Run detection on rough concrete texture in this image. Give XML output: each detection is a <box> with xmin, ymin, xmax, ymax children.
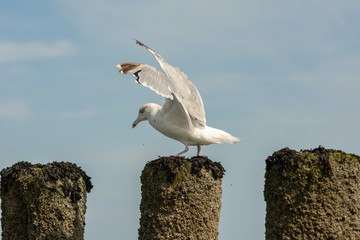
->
<box><xmin>139</xmin><ymin>156</ymin><xmax>225</xmax><ymax>240</ymax></box>
<box><xmin>1</xmin><ymin>161</ymin><xmax>93</xmax><ymax>240</ymax></box>
<box><xmin>264</xmin><ymin>146</ymin><xmax>360</xmax><ymax>240</ymax></box>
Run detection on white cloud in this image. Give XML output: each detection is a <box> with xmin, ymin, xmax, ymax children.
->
<box><xmin>0</xmin><ymin>40</ymin><xmax>75</xmax><ymax>63</ymax></box>
<box><xmin>60</xmin><ymin>109</ymin><xmax>96</xmax><ymax>120</ymax></box>
<box><xmin>0</xmin><ymin>100</ymin><xmax>30</xmax><ymax>121</ymax></box>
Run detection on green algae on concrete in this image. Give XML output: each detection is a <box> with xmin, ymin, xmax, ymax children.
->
<box><xmin>1</xmin><ymin>161</ymin><xmax>93</xmax><ymax>240</ymax></box>
<box><xmin>139</xmin><ymin>156</ymin><xmax>225</xmax><ymax>240</ymax></box>
<box><xmin>264</xmin><ymin>146</ymin><xmax>360</xmax><ymax>240</ymax></box>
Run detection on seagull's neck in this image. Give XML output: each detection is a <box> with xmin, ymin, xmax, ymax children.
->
<box><xmin>145</xmin><ymin>103</ymin><xmax>165</xmax><ymax>131</ymax></box>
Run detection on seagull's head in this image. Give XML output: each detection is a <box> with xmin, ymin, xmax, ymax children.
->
<box><xmin>132</xmin><ymin>103</ymin><xmax>160</xmax><ymax>128</ymax></box>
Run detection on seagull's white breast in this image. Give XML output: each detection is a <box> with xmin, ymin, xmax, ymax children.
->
<box><xmin>147</xmin><ymin>111</ymin><xmax>193</xmax><ymax>144</ymax></box>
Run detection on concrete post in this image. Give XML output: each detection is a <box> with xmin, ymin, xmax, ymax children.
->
<box><xmin>138</xmin><ymin>156</ymin><xmax>225</xmax><ymax>240</ymax></box>
<box><xmin>264</xmin><ymin>146</ymin><xmax>360</xmax><ymax>240</ymax></box>
<box><xmin>0</xmin><ymin>161</ymin><xmax>93</xmax><ymax>240</ymax></box>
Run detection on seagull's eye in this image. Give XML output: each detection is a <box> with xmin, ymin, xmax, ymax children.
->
<box><xmin>139</xmin><ymin>108</ymin><xmax>145</xmax><ymax>114</ymax></box>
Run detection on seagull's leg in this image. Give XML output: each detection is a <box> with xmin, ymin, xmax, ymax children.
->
<box><xmin>175</xmin><ymin>144</ymin><xmax>189</xmax><ymax>156</ymax></box>
<box><xmin>196</xmin><ymin>145</ymin><xmax>201</xmax><ymax>156</ymax></box>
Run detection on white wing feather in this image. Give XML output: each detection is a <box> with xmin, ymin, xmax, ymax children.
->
<box><xmin>115</xmin><ymin>63</ymin><xmax>173</xmax><ymax>99</ymax></box>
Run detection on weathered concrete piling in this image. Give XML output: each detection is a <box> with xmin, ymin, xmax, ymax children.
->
<box><xmin>264</xmin><ymin>146</ymin><xmax>360</xmax><ymax>240</ymax></box>
<box><xmin>139</xmin><ymin>156</ymin><xmax>225</xmax><ymax>240</ymax></box>
<box><xmin>0</xmin><ymin>161</ymin><xmax>93</xmax><ymax>240</ymax></box>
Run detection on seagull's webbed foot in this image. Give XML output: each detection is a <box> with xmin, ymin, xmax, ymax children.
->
<box><xmin>175</xmin><ymin>144</ymin><xmax>189</xmax><ymax>156</ymax></box>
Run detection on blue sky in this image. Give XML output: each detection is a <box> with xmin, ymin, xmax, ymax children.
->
<box><xmin>1</xmin><ymin>1</ymin><xmax>360</xmax><ymax>239</ymax></box>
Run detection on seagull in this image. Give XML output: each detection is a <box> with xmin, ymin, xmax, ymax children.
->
<box><xmin>115</xmin><ymin>39</ymin><xmax>240</xmax><ymax>156</ymax></box>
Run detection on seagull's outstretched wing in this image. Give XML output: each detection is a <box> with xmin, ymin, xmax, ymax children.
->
<box><xmin>135</xmin><ymin>39</ymin><xmax>207</xmax><ymax>127</ymax></box>
<box><xmin>115</xmin><ymin>62</ymin><xmax>173</xmax><ymax>99</ymax></box>
<box><xmin>115</xmin><ymin>62</ymin><xmax>194</xmax><ymax>132</ymax></box>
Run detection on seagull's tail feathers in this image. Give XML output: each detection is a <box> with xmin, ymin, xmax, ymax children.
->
<box><xmin>201</xmin><ymin>126</ymin><xmax>241</xmax><ymax>145</ymax></box>
<box><xmin>217</xmin><ymin>131</ymin><xmax>241</xmax><ymax>144</ymax></box>
<box><xmin>218</xmin><ymin>133</ymin><xmax>241</xmax><ymax>144</ymax></box>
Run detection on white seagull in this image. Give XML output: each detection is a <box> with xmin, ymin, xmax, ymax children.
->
<box><xmin>115</xmin><ymin>39</ymin><xmax>240</xmax><ymax>156</ymax></box>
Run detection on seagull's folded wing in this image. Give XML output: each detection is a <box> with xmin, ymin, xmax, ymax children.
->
<box><xmin>161</xmin><ymin>94</ymin><xmax>194</xmax><ymax>132</ymax></box>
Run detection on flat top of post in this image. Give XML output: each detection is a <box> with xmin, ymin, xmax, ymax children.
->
<box><xmin>145</xmin><ymin>156</ymin><xmax>225</xmax><ymax>181</ymax></box>
<box><xmin>265</xmin><ymin>146</ymin><xmax>360</xmax><ymax>172</ymax></box>
<box><xmin>0</xmin><ymin>161</ymin><xmax>93</xmax><ymax>195</ymax></box>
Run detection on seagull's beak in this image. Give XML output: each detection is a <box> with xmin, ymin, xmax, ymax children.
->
<box><xmin>132</xmin><ymin>118</ymin><xmax>140</xmax><ymax>128</ymax></box>
<box><xmin>132</xmin><ymin>108</ymin><xmax>147</xmax><ymax>128</ymax></box>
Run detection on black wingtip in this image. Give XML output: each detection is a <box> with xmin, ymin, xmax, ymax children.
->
<box><xmin>133</xmin><ymin>70</ymin><xmax>141</xmax><ymax>83</ymax></box>
<box><xmin>132</xmin><ymin>38</ymin><xmax>149</xmax><ymax>49</ymax></box>
<box><xmin>132</xmin><ymin>38</ymin><xmax>139</xmax><ymax>44</ymax></box>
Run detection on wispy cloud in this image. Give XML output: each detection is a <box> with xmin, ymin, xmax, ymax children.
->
<box><xmin>60</xmin><ymin>109</ymin><xmax>96</xmax><ymax>120</ymax></box>
<box><xmin>0</xmin><ymin>100</ymin><xmax>30</xmax><ymax>121</ymax></box>
<box><xmin>0</xmin><ymin>40</ymin><xmax>75</xmax><ymax>63</ymax></box>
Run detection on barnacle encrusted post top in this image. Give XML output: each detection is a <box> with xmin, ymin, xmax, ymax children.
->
<box><xmin>139</xmin><ymin>156</ymin><xmax>225</xmax><ymax>240</ymax></box>
<box><xmin>264</xmin><ymin>146</ymin><xmax>360</xmax><ymax>240</ymax></box>
<box><xmin>1</xmin><ymin>161</ymin><xmax>93</xmax><ymax>240</ymax></box>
